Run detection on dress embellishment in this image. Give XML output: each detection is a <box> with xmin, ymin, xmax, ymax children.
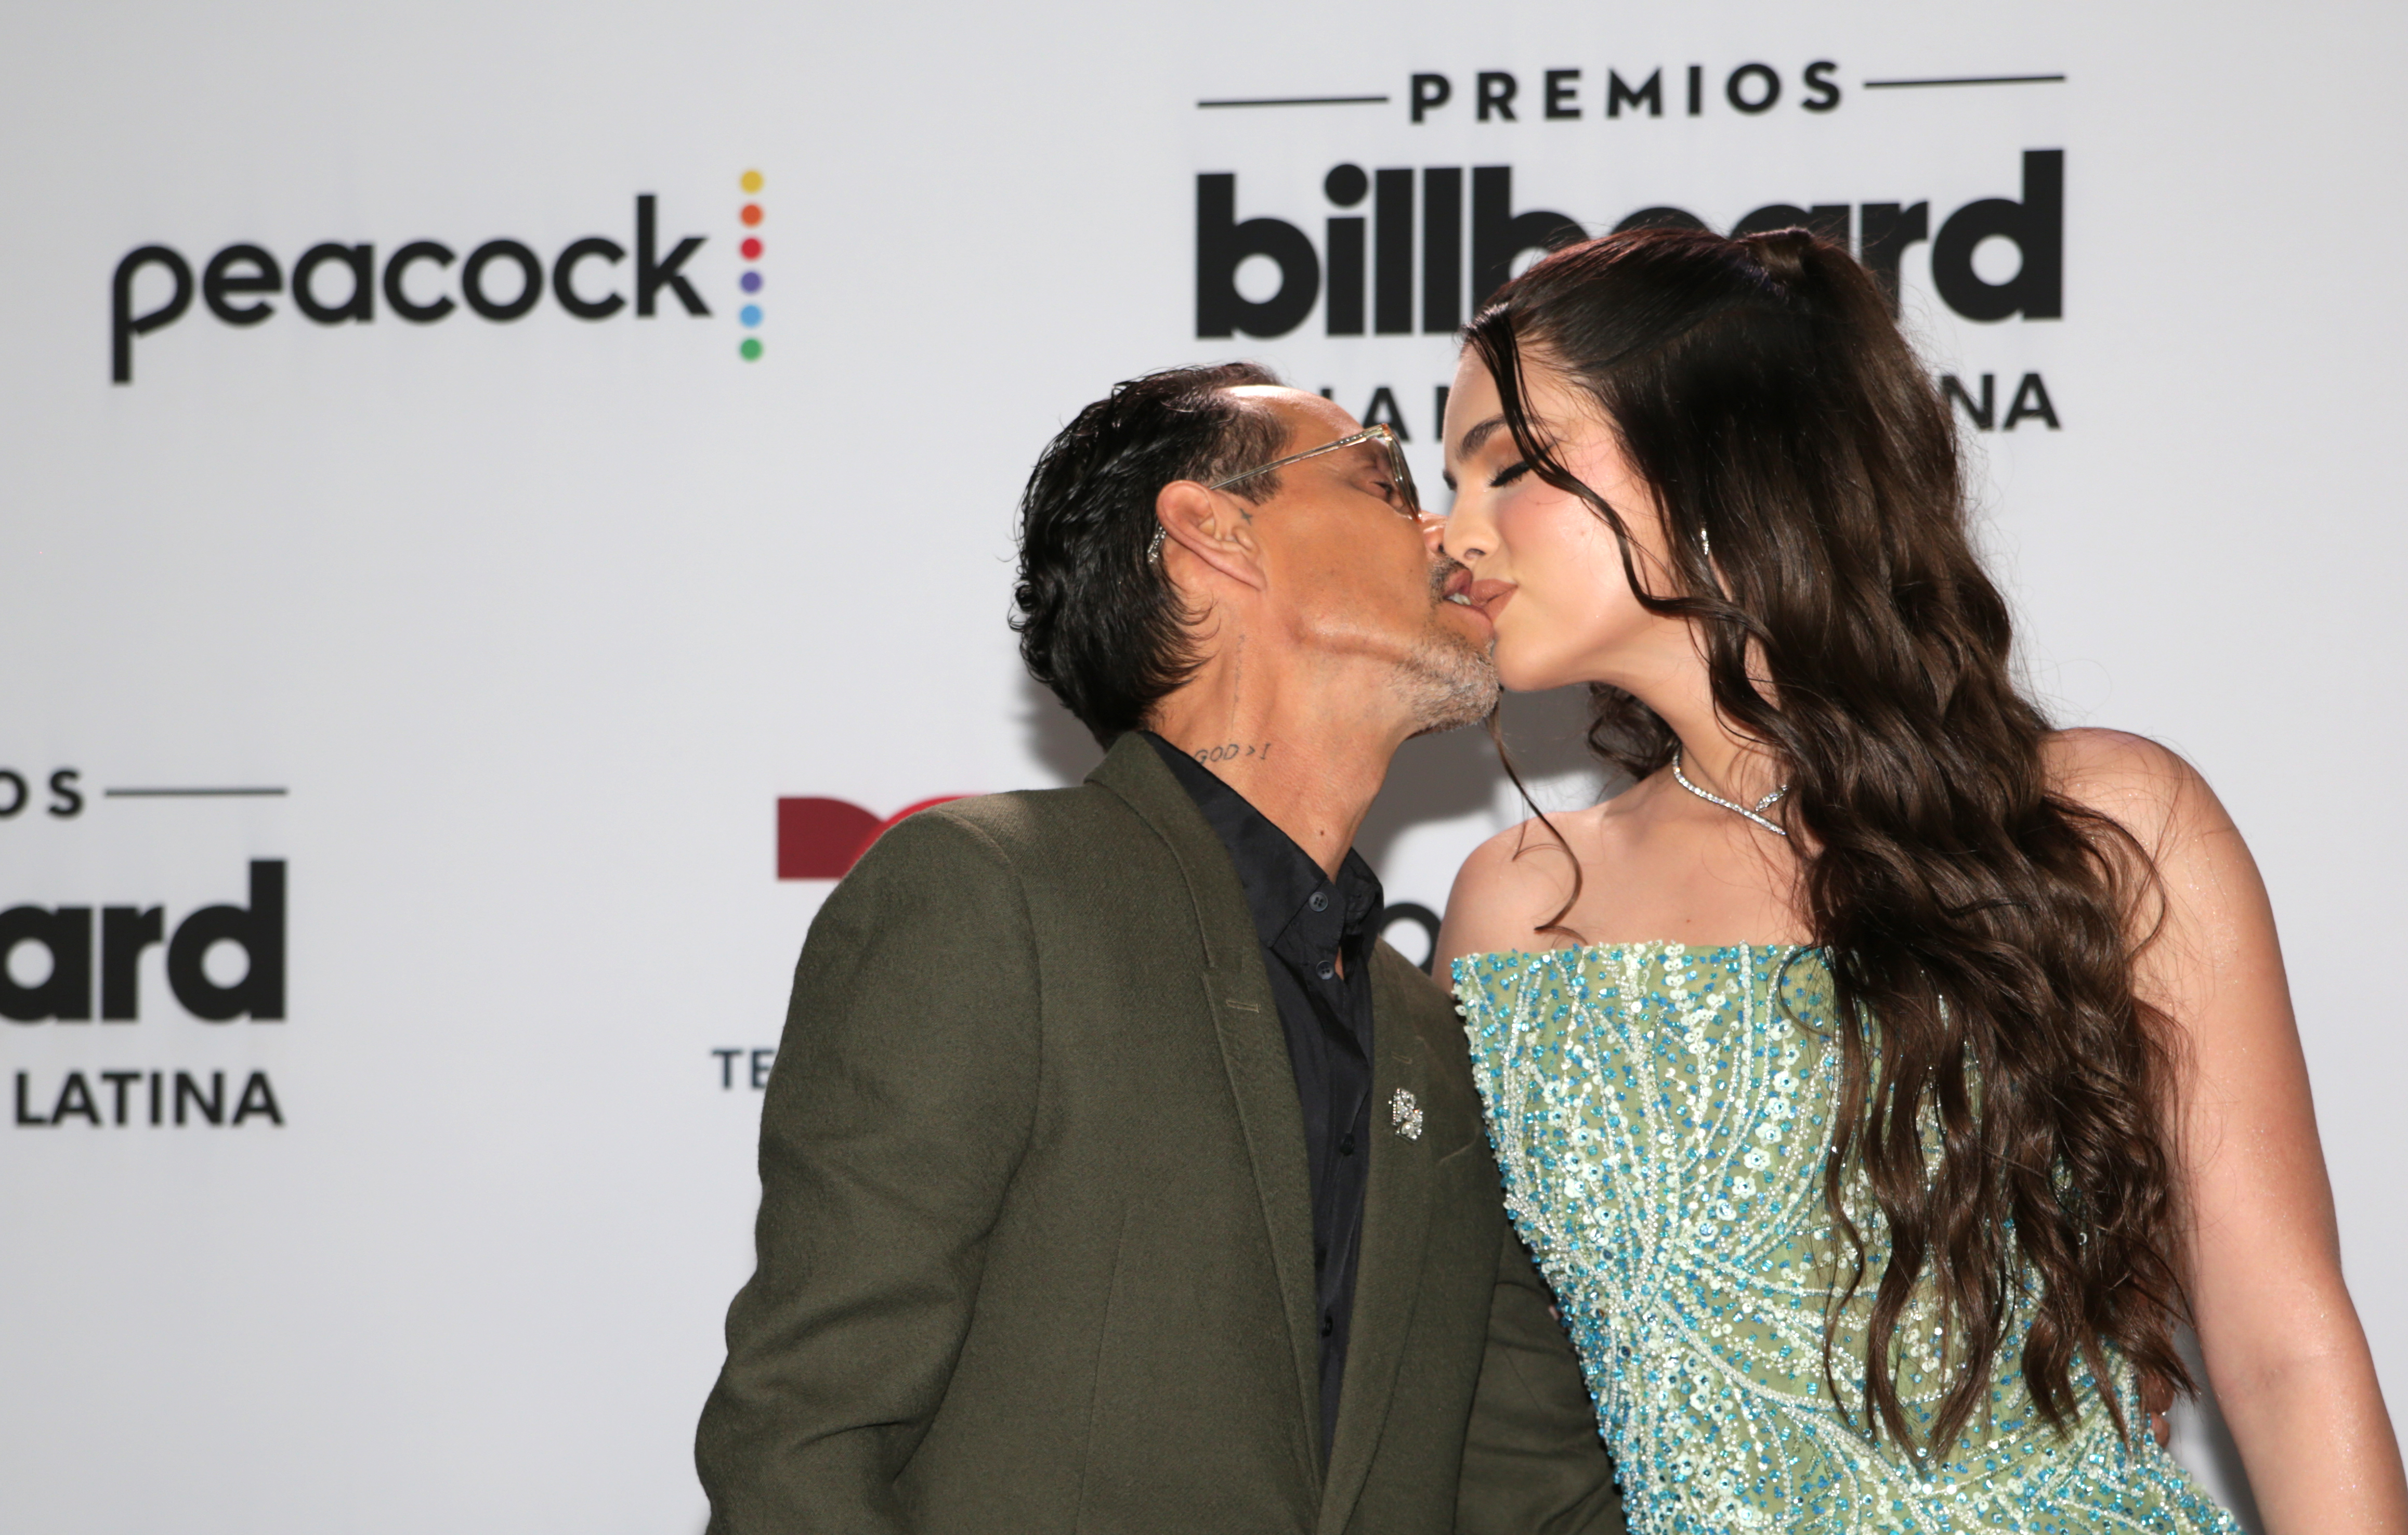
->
<box><xmin>1454</xmin><ymin>941</ymin><xmax>2240</xmax><ymax>1535</ymax></box>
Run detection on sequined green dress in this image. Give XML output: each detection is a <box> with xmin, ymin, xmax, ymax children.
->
<box><xmin>1455</xmin><ymin>942</ymin><xmax>2242</xmax><ymax>1535</ymax></box>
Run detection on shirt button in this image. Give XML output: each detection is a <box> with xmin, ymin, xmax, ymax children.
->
<box><xmin>1308</xmin><ymin>891</ymin><xmax>1329</xmax><ymax>913</ymax></box>
<box><xmin>1317</xmin><ymin>960</ymin><xmax>1336</xmax><ymax>981</ymax></box>
<box><xmin>1338</xmin><ymin>1133</ymin><xmax>1356</xmax><ymax>1156</ymax></box>
<box><xmin>1321</xmin><ymin>1315</ymin><xmax>1334</xmax><ymax>1339</ymax></box>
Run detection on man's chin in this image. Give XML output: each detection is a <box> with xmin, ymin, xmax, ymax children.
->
<box><xmin>1408</xmin><ymin>704</ymin><xmax>1493</xmax><ymax>740</ymax></box>
<box><xmin>1402</xmin><ymin>633</ymin><xmax>1501</xmax><ymax>737</ymax></box>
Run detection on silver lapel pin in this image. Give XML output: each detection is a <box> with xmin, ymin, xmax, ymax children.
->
<box><xmin>1390</xmin><ymin>1087</ymin><xmax>1423</xmax><ymax>1141</ymax></box>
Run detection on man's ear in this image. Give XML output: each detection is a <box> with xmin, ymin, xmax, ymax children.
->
<box><xmin>1155</xmin><ymin>480</ymin><xmax>1268</xmax><ymax>593</ymax></box>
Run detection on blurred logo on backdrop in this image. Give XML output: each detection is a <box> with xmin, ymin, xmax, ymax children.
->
<box><xmin>769</xmin><ymin>793</ymin><xmax>1446</xmax><ymax>961</ymax></box>
<box><xmin>723</xmin><ymin>793</ymin><xmax>1447</xmax><ymax>1092</ymax></box>
<box><xmin>108</xmin><ymin>171</ymin><xmax>773</xmax><ymax>383</ymax></box>
<box><xmin>775</xmin><ymin>796</ymin><xmax>973</xmax><ymax>880</ymax></box>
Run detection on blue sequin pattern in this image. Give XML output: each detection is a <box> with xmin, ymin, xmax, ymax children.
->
<box><xmin>1456</xmin><ymin>942</ymin><xmax>2241</xmax><ymax>1534</ymax></box>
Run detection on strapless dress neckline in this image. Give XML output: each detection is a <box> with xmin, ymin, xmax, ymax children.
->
<box><xmin>1454</xmin><ymin>941</ymin><xmax>2240</xmax><ymax>1535</ymax></box>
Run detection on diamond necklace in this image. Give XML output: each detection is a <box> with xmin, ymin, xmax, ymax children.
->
<box><xmin>1669</xmin><ymin>746</ymin><xmax>1790</xmax><ymax>837</ymax></box>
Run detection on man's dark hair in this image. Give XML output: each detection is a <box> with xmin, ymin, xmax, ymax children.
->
<box><xmin>1012</xmin><ymin>362</ymin><xmax>1286</xmax><ymax>744</ymax></box>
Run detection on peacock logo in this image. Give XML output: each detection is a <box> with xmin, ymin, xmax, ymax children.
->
<box><xmin>104</xmin><ymin>178</ymin><xmax>775</xmax><ymax>383</ymax></box>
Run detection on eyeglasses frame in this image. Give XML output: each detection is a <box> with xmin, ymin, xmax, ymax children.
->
<box><xmin>1145</xmin><ymin>423</ymin><xmax>1425</xmax><ymax>568</ymax></box>
<box><xmin>1205</xmin><ymin>422</ymin><xmax>1423</xmax><ymax>519</ymax></box>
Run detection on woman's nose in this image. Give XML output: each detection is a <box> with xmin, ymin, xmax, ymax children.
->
<box><xmin>1442</xmin><ymin>504</ymin><xmax>1490</xmax><ymax>565</ymax></box>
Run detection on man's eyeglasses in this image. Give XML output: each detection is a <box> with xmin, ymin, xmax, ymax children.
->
<box><xmin>1208</xmin><ymin>423</ymin><xmax>1423</xmax><ymax>519</ymax></box>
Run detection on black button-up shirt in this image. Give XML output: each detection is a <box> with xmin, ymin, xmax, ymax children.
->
<box><xmin>1145</xmin><ymin>733</ymin><xmax>1381</xmax><ymax>1454</ymax></box>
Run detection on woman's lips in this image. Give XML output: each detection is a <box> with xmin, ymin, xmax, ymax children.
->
<box><xmin>1466</xmin><ymin>578</ymin><xmax>1516</xmax><ymax>623</ymax></box>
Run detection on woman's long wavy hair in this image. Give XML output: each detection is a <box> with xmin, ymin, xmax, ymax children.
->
<box><xmin>1466</xmin><ymin>226</ymin><xmax>2190</xmax><ymax>1455</ymax></box>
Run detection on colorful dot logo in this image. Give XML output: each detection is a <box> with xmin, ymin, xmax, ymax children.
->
<box><xmin>738</xmin><ymin>170</ymin><xmax>764</xmax><ymax>361</ymax></box>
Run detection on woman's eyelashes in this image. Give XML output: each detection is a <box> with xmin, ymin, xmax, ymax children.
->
<box><xmin>1489</xmin><ymin>459</ymin><xmax>1532</xmax><ymax>489</ymax></box>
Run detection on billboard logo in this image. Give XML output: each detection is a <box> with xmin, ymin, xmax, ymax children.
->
<box><xmin>2</xmin><ymin>861</ymin><xmax>285</xmax><ymax>1023</ymax></box>
<box><xmin>1402</xmin><ymin>64</ymin><xmax>1845</xmax><ymax>123</ymax></box>
<box><xmin>16</xmin><ymin>1068</ymin><xmax>283</xmax><ymax>1129</ymax></box>
<box><xmin>1196</xmin><ymin>149</ymin><xmax>2063</xmax><ymax>338</ymax></box>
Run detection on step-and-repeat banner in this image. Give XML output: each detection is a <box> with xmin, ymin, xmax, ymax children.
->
<box><xmin>4</xmin><ymin>5</ymin><xmax>2402</xmax><ymax>1531</ymax></box>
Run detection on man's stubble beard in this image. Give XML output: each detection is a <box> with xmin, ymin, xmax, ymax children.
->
<box><xmin>1399</xmin><ymin>558</ymin><xmax>1501</xmax><ymax>737</ymax></box>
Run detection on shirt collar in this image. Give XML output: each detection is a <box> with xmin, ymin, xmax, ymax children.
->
<box><xmin>1141</xmin><ymin>732</ymin><xmax>1384</xmax><ymax>949</ymax></box>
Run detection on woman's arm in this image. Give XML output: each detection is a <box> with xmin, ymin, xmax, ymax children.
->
<box><xmin>2052</xmin><ymin>729</ymin><xmax>2406</xmax><ymax>1534</ymax></box>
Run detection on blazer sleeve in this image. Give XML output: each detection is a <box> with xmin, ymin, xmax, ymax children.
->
<box><xmin>1455</xmin><ymin>1225</ymin><xmax>1628</xmax><ymax>1535</ymax></box>
<box><xmin>696</xmin><ymin>808</ymin><xmax>1042</xmax><ymax>1535</ymax></box>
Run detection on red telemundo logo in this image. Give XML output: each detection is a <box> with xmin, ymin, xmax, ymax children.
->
<box><xmin>776</xmin><ymin>797</ymin><xmax>969</xmax><ymax>880</ymax></box>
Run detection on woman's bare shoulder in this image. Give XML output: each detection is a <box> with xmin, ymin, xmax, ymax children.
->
<box><xmin>1435</xmin><ymin>809</ymin><xmax>1600</xmax><ymax>967</ymax></box>
<box><xmin>1460</xmin><ymin>806</ymin><xmax>1607</xmax><ymax>894</ymax></box>
<box><xmin>2040</xmin><ymin>726</ymin><xmax>2229</xmax><ymax>849</ymax></box>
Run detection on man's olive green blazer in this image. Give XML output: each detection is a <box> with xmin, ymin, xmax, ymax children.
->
<box><xmin>697</xmin><ymin>734</ymin><xmax>1622</xmax><ymax>1535</ymax></box>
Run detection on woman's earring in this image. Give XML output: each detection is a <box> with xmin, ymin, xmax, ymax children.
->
<box><xmin>1699</xmin><ymin>527</ymin><xmax>1714</xmax><ymax>564</ymax></box>
<box><xmin>1146</xmin><ymin>527</ymin><xmax>1166</xmax><ymax>566</ymax></box>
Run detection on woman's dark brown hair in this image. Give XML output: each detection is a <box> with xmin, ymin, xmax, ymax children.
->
<box><xmin>1465</xmin><ymin>226</ymin><xmax>2188</xmax><ymax>1455</ymax></box>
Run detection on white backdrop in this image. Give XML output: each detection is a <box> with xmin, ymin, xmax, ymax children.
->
<box><xmin>2</xmin><ymin>4</ymin><xmax>2401</xmax><ymax>1531</ymax></box>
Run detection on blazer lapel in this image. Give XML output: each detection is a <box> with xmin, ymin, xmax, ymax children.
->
<box><xmin>1200</xmin><ymin>971</ymin><xmax>1324</xmax><ymax>1468</ymax></box>
<box><xmin>1091</xmin><ymin>738</ymin><xmax>1325</xmax><ymax>1475</ymax></box>
<box><xmin>1316</xmin><ymin>953</ymin><xmax>1439</xmax><ymax>1535</ymax></box>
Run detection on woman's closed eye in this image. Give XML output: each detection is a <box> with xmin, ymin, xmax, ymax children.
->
<box><xmin>1489</xmin><ymin>459</ymin><xmax>1532</xmax><ymax>489</ymax></box>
